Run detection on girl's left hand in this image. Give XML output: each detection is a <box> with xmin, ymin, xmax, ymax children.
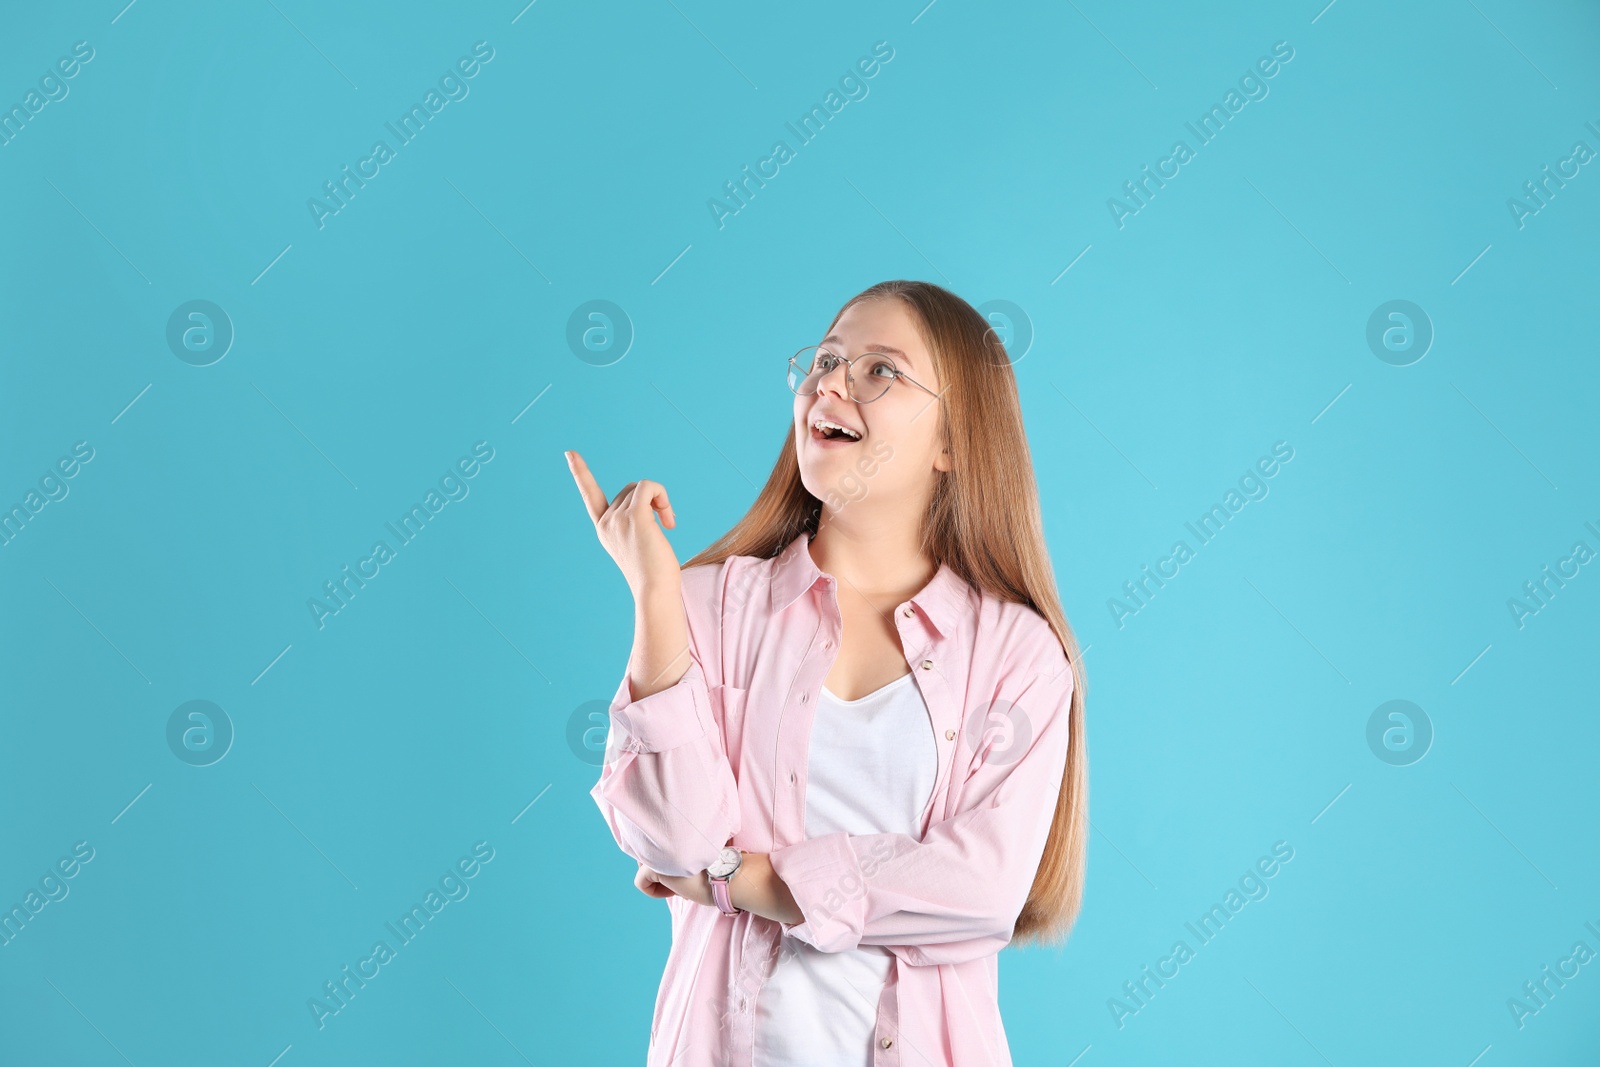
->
<box><xmin>635</xmin><ymin>863</ymin><xmax>713</xmax><ymax>907</ymax></box>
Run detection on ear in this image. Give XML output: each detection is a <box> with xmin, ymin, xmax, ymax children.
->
<box><xmin>934</xmin><ymin>445</ymin><xmax>954</xmax><ymax>473</ymax></box>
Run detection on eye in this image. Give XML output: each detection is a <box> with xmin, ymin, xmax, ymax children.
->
<box><xmin>867</xmin><ymin>357</ymin><xmax>897</xmax><ymax>379</ymax></box>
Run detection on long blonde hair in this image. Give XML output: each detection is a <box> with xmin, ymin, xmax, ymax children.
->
<box><xmin>683</xmin><ymin>280</ymin><xmax>1088</xmax><ymax>947</ymax></box>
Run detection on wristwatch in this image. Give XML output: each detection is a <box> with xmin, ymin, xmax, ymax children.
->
<box><xmin>706</xmin><ymin>846</ymin><xmax>744</xmax><ymax>915</ymax></box>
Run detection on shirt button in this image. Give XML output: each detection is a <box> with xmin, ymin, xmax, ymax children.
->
<box><xmin>902</xmin><ymin>606</ymin><xmax>914</xmax><ymax>617</ymax></box>
<box><xmin>822</xmin><ymin>639</ymin><xmax>832</xmax><ymax>649</ymax></box>
<box><xmin>880</xmin><ymin>1036</ymin><xmax>894</xmax><ymax>1048</ymax></box>
<box><xmin>800</xmin><ymin>692</ymin><xmax>808</xmax><ymax>703</ymax></box>
<box><xmin>789</xmin><ymin>771</ymin><xmax>796</xmax><ymax>783</ymax></box>
<box><xmin>920</xmin><ymin>659</ymin><xmax>933</xmax><ymax>670</ymax></box>
<box><xmin>740</xmin><ymin>997</ymin><xmax>748</xmax><ymax>1011</ymax></box>
<box><xmin>945</xmin><ymin>729</ymin><xmax>956</xmax><ymax>740</ymax></box>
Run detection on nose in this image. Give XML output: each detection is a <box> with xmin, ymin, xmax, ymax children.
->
<box><xmin>814</xmin><ymin>356</ymin><xmax>851</xmax><ymax>400</ymax></box>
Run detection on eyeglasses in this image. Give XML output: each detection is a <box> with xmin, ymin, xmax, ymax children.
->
<box><xmin>786</xmin><ymin>345</ymin><xmax>940</xmax><ymax>404</ymax></box>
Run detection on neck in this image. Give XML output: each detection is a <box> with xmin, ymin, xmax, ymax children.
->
<box><xmin>807</xmin><ymin>506</ymin><xmax>936</xmax><ymax>605</ymax></box>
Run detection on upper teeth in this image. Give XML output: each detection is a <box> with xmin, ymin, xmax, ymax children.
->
<box><xmin>814</xmin><ymin>419</ymin><xmax>860</xmax><ymax>440</ymax></box>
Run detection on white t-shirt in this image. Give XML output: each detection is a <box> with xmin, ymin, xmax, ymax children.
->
<box><xmin>752</xmin><ymin>671</ymin><xmax>939</xmax><ymax>1065</ymax></box>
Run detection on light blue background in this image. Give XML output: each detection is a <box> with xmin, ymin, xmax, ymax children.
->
<box><xmin>2</xmin><ymin>1</ymin><xmax>1597</xmax><ymax>1064</ymax></box>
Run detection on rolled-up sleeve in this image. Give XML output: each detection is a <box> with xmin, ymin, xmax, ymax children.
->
<box><xmin>769</xmin><ymin>647</ymin><xmax>1073</xmax><ymax>963</ymax></box>
<box><xmin>588</xmin><ymin>564</ymin><xmax>742</xmax><ymax>879</ymax></box>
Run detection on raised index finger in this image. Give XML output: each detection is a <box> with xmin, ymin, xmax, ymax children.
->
<box><xmin>565</xmin><ymin>450</ymin><xmax>610</xmax><ymax>524</ymax></box>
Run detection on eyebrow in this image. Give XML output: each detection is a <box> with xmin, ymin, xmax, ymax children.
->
<box><xmin>820</xmin><ymin>335</ymin><xmax>913</xmax><ymax>365</ymax></box>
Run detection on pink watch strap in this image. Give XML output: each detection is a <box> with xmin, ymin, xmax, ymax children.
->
<box><xmin>711</xmin><ymin>876</ymin><xmax>738</xmax><ymax>915</ymax></box>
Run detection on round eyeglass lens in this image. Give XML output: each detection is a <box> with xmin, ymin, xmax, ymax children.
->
<box><xmin>788</xmin><ymin>346</ymin><xmax>898</xmax><ymax>402</ymax></box>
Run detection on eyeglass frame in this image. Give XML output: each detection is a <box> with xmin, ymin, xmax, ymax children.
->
<box><xmin>786</xmin><ymin>344</ymin><xmax>941</xmax><ymax>404</ymax></box>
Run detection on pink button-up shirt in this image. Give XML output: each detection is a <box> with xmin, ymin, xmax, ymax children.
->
<box><xmin>591</xmin><ymin>531</ymin><xmax>1074</xmax><ymax>1066</ymax></box>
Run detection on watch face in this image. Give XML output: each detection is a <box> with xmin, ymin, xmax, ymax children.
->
<box><xmin>707</xmin><ymin>847</ymin><xmax>740</xmax><ymax>878</ymax></box>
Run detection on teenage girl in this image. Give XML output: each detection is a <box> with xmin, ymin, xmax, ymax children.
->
<box><xmin>568</xmin><ymin>279</ymin><xmax>1087</xmax><ymax>1066</ymax></box>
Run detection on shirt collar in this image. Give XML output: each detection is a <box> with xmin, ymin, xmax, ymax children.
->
<box><xmin>767</xmin><ymin>531</ymin><xmax>971</xmax><ymax>639</ymax></box>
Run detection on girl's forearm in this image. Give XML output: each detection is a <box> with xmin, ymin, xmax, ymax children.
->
<box><xmin>730</xmin><ymin>852</ymin><xmax>802</xmax><ymax>926</ymax></box>
<box><xmin>627</xmin><ymin>584</ymin><xmax>690</xmax><ymax>702</ymax></box>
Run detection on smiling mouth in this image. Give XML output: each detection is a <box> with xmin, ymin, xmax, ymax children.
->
<box><xmin>810</xmin><ymin>418</ymin><xmax>863</xmax><ymax>444</ymax></box>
